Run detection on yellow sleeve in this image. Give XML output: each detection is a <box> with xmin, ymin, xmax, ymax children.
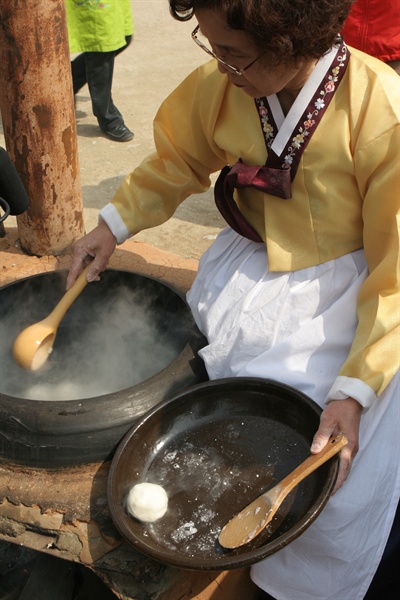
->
<box><xmin>110</xmin><ymin>63</ymin><xmax>228</xmax><ymax>235</ymax></box>
<box><xmin>339</xmin><ymin>124</ymin><xmax>400</xmax><ymax>395</ymax></box>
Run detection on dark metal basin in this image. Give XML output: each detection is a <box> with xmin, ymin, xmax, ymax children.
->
<box><xmin>107</xmin><ymin>378</ymin><xmax>338</xmax><ymax>570</ymax></box>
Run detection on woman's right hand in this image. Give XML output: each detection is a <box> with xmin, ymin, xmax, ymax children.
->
<box><xmin>66</xmin><ymin>220</ymin><xmax>117</xmax><ymax>289</ymax></box>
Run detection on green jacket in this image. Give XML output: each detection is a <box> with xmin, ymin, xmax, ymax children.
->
<box><xmin>66</xmin><ymin>0</ymin><xmax>134</xmax><ymax>53</ymax></box>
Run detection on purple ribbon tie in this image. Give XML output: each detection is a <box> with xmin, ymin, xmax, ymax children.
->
<box><xmin>226</xmin><ymin>159</ymin><xmax>292</xmax><ymax>199</ymax></box>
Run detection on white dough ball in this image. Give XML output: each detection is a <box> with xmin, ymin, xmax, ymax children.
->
<box><xmin>126</xmin><ymin>482</ymin><xmax>168</xmax><ymax>523</ymax></box>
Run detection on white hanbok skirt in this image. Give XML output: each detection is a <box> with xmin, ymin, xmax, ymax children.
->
<box><xmin>187</xmin><ymin>227</ymin><xmax>400</xmax><ymax>600</ymax></box>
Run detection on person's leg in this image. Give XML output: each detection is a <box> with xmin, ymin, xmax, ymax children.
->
<box><xmin>84</xmin><ymin>50</ymin><xmax>133</xmax><ymax>141</ymax></box>
<box><xmin>84</xmin><ymin>50</ymin><xmax>120</xmax><ymax>126</ymax></box>
<box><xmin>71</xmin><ymin>53</ymin><xmax>88</xmax><ymax>95</ymax></box>
<box><xmin>72</xmin><ymin>36</ymin><xmax>132</xmax><ymax>98</ymax></box>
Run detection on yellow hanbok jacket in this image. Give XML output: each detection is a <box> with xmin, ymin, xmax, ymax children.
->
<box><xmin>109</xmin><ymin>47</ymin><xmax>400</xmax><ymax>398</ymax></box>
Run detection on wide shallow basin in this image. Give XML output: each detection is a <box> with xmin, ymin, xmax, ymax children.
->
<box><xmin>108</xmin><ymin>377</ymin><xmax>338</xmax><ymax>570</ymax></box>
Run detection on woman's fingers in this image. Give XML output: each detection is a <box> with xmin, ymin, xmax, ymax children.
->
<box><xmin>310</xmin><ymin>397</ymin><xmax>362</xmax><ymax>491</ymax></box>
<box><xmin>66</xmin><ymin>222</ymin><xmax>117</xmax><ymax>289</ymax></box>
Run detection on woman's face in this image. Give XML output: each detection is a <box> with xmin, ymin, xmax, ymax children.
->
<box><xmin>195</xmin><ymin>9</ymin><xmax>315</xmax><ymax>99</ymax></box>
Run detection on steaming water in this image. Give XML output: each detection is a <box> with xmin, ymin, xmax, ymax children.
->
<box><xmin>0</xmin><ymin>281</ymin><xmax>184</xmax><ymax>401</ymax></box>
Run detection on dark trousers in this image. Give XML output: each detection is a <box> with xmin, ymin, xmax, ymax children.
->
<box><xmin>258</xmin><ymin>499</ymin><xmax>400</xmax><ymax>599</ymax></box>
<box><xmin>71</xmin><ymin>36</ymin><xmax>132</xmax><ymax>130</ymax></box>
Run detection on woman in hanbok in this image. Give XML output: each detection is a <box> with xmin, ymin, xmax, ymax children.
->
<box><xmin>67</xmin><ymin>1</ymin><xmax>399</xmax><ymax>598</ymax></box>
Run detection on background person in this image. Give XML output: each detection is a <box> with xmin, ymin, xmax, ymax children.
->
<box><xmin>66</xmin><ymin>1</ymin><xmax>399</xmax><ymax>598</ymax></box>
<box><xmin>341</xmin><ymin>0</ymin><xmax>400</xmax><ymax>74</ymax></box>
<box><xmin>66</xmin><ymin>0</ymin><xmax>134</xmax><ymax>142</ymax></box>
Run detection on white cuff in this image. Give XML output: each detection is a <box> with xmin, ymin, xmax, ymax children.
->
<box><xmin>99</xmin><ymin>203</ymin><xmax>131</xmax><ymax>244</ymax></box>
<box><xmin>325</xmin><ymin>376</ymin><xmax>377</xmax><ymax>411</ymax></box>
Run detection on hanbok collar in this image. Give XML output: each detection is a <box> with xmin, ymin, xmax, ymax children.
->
<box><xmin>255</xmin><ymin>40</ymin><xmax>348</xmax><ymax>175</ymax></box>
<box><xmin>266</xmin><ymin>44</ymin><xmax>341</xmax><ymax>150</ymax></box>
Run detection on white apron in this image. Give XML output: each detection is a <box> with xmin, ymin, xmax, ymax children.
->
<box><xmin>187</xmin><ymin>228</ymin><xmax>400</xmax><ymax>600</ymax></box>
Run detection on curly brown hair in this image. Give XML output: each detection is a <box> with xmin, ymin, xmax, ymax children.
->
<box><xmin>169</xmin><ymin>0</ymin><xmax>354</xmax><ymax>62</ymax></box>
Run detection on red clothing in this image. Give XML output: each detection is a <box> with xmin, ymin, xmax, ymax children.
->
<box><xmin>342</xmin><ymin>0</ymin><xmax>400</xmax><ymax>62</ymax></box>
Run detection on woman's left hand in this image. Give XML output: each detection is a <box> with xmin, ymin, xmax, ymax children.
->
<box><xmin>310</xmin><ymin>398</ymin><xmax>362</xmax><ymax>492</ymax></box>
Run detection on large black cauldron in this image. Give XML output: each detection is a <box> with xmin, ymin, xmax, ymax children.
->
<box><xmin>0</xmin><ymin>269</ymin><xmax>208</xmax><ymax>468</ymax></box>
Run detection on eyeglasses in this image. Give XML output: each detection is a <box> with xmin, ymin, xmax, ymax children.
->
<box><xmin>191</xmin><ymin>24</ymin><xmax>262</xmax><ymax>76</ymax></box>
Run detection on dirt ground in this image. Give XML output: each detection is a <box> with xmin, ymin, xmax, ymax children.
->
<box><xmin>0</xmin><ymin>0</ymin><xmax>225</xmax><ymax>261</ymax></box>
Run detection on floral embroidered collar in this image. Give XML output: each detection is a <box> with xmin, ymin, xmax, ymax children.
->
<box><xmin>213</xmin><ymin>41</ymin><xmax>350</xmax><ymax>243</ymax></box>
<box><xmin>255</xmin><ymin>39</ymin><xmax>349</xmax><ymax>177</ymax></box>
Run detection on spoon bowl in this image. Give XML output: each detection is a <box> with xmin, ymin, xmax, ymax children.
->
<box><xmin>12</xmin><ymin>321</ymin><xmax>57</xmax><ymax>370</ymax></box>
<box><xmin>219</xmin><ymin>433</ymin><xmax>347</xmax><ymax>549</ymax></box>
<box><xmin>12</xmin><ymin>264</ymin><xmax>91</xmax><ymax>370</ymax></box>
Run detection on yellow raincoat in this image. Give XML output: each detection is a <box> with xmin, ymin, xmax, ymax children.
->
<box><xmin>66</xmin><ymin>0</ymin><xmax>134</xmax><ymax>53</ymax></box>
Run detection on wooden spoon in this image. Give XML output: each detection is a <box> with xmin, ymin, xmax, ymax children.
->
<box><xmin>219</xmin><ymin>433</ymin><xmax>348</xmax><ymax>549</ymax></box>
<box><xmin>12</xmin><ymin>264</ymin><xmax>92</xmax><ymax>370</ymax></box>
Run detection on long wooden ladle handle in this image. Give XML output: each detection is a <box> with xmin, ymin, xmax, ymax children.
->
<box><xmin>46</xmin><ymin>263</ymin><xmax>92</xmax><ymax>328</ymax></box>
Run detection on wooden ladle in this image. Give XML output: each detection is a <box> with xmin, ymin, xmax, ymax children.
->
<box><xmin>12</xmin><ymin>264</ymin><xmax>92</xmax><ymax>371</ymax></box>
<box><xmin>218</xmin><ymin>433</ymin><xmax>348</xmax><ymax>549</ymax></box>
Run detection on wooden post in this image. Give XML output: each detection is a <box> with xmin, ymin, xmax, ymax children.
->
<box><xmin>0</xmin><ymin>0</ymin><xmax>85</xmax><ymax>256</ymax></box>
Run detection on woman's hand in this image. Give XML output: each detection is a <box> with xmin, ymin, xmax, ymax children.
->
<box><xmin>311</xmin><ymin>398</ymin><xmax>362</xmax><ymax>492</ymax></box>
<box><xmin>66</xmin><ymin>220</ymin><xmax>117</xmax><ymax>289</ymax></box>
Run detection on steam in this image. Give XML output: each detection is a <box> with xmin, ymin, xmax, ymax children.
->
<box><xmin>0</xmin><ymin>277</ymin><xmax>185</xmax><ymax>401</ymax></box>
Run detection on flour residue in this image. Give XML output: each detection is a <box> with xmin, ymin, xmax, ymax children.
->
<box><xmin>141</xmin><ymin>432</ymin><xmax>274</xmax><ymax>557</ymax></box>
